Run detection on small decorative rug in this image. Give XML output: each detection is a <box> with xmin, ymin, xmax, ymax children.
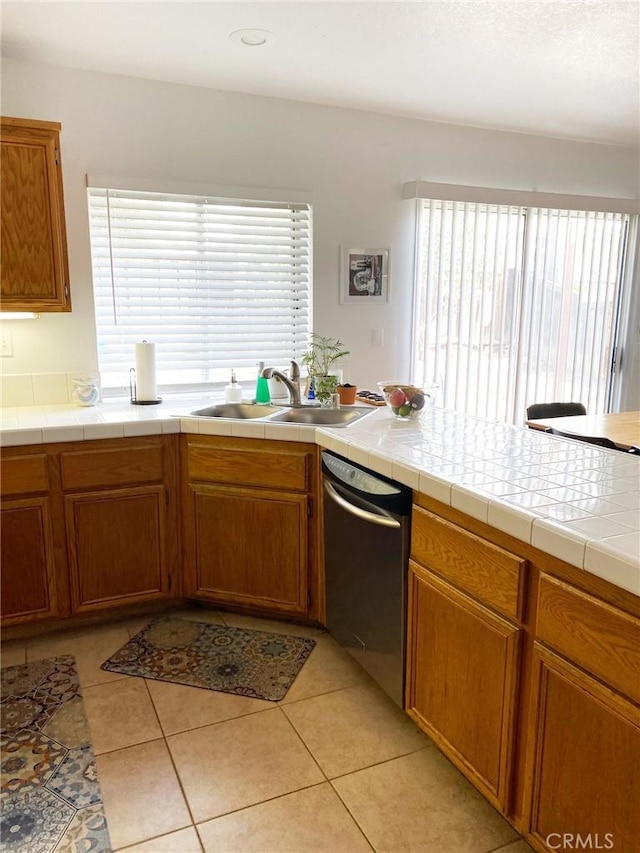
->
<box><xmin>100</xmin><ymin>617</ymin><xmax>316</xmax><ymax>701</ymax></box>
<box><xmin>0</xmin><ymin>655</ymin><xmax>111</xmax><ymax>853</ymax></box>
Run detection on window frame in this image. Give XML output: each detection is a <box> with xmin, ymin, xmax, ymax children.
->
<box><xmin>86</xmin><ymin>176</ymin><xmax>313</xmax><ymax>396</ymax></box>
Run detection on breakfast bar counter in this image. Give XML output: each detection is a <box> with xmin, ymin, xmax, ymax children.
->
<box><xmin>1</xmin><ymin>399</ymin><xmax>638</xmax><ymax>597</ymax></box>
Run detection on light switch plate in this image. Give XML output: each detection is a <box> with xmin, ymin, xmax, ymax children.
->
<box><xmin>0</xmin><ymin>330</ymin><xmax>13</xmax><ymax>357</ymax></box>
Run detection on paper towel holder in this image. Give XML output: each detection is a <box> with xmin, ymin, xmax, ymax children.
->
<box><xmin>129</xmin><ymin>368</ymin><xmax>162</xmax><ymax>405</ymax></box>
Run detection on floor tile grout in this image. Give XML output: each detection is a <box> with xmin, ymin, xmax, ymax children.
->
<box><xmin>326</xmin><ymin>743</ymin><xmax>434</xmax><ymax>783</ymax></box>
<box><xmin>193</xmin><ymin>779</ymin><xmax>329</xmax><ymax>826</ymax></box>
<box><xmin>278</xmin><ymin>677</ymin><xmax>368</xmax><ymax>707</ymax></box>
<box><xmin>275</xmin><ymin>703</ymin><xmax>330</xmax><ymax>782</ymax></box>
<box><xmin>328</xmin><ymin>779</ymin><xmax>378</xmax><ymax>853</ymax></box>
<box><xmin>143</xmin><ymin>674</ymin><xmax>201</xmax><ymax>840</ymax></box>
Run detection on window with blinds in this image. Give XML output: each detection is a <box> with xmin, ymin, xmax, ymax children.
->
<box><xmin>412</xmin><ymin>199</ymin><xmax>631</xmax><ymax>424</ymax></box>
<box><xmin>87</xmin><ymin>187</ymin><xmax>312</xmax><ymax>393</ymax></box>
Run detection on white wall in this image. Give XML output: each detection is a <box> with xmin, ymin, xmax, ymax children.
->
<box><xmin>2</xmin><ymin>57</ymin><xmax>638</xmax><ymax>393</ymax></box>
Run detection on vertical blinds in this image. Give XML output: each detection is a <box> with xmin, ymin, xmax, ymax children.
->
<box><xmin>412</xmin><ymin>200</ymin><xmax>629</xmax><ymax>424</ymax></box>
<box><xmin>88</xmin><ymin>187</ymin><xmax>312</xmax><ymax>392</ymax></box>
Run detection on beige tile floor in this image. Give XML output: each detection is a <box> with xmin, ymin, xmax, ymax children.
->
<box><xmin>1</xmin><ymin>606</ymin><xmax>535</xmax><ymax>853</ymax></box>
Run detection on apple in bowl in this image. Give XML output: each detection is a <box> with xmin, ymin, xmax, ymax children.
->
<box><xmin>377</xmin><ymin>382</ymin><xmax>427</xmax><ymax>420</ymax></box>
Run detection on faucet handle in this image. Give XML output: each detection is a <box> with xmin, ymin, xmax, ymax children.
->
<box><xmin>290</xmin><ymin>360</ymin><xmax>300</xmax><ymax>380</ymax></box>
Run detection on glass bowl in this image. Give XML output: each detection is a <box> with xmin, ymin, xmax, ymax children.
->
<box><xmin>377</xmin><ymin>381</ymin><xmax>428</xmax><ymax>420</ymax></box>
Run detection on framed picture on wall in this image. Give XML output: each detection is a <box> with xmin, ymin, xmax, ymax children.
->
<box><xmin>339</xmin><ymin>247</ymin><xmax>390</xmax><ymax>304</ymax></box>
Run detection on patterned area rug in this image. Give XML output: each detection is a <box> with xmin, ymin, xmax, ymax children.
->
<box><xmin>101</xmin><ymin>617</ymin><xmax>316</xmax><ymax>701</ymax></box>
<box><xmin>0</xmin><ymin>655</ymin><xmax>111</xmax><ymax>853</ymax></box>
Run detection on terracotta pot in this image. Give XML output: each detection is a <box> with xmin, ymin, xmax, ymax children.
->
<box><xmin>337</xmin><ymin>384</ymin><xmax>357</xmax><ymax>405</ymax></box>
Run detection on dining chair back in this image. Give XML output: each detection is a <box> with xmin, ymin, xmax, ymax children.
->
<box><xmin>526</xmin><ymin>402</ymin><xmax>587</xmax><ymax>420</ymax></box>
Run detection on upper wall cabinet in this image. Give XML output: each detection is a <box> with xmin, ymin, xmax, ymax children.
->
<box><xmin>1</xmin><ymin>116</ymin><xmax>71</xmax><ymax>312</ymax></box>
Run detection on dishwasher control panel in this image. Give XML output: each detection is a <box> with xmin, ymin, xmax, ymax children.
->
<box><xmin>322</xmin><ymin>451</ymin><xmax>402</xmax><ymax>496</ymax></box>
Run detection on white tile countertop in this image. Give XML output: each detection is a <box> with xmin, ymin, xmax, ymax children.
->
<box><xmin>2</xmin><ymin>399</ymin><xmax>639</xmax><ymax>597</ymax></box>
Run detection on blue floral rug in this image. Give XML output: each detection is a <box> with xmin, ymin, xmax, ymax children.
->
<box><xmin>0</xmin><ymin>655</ymin><xmax>111</xmax><ymax>853</ymax></box>
<box><xmin>101</xmin><ymin>617</ymin><xmax>316</xmax><ymax>701</ymax></box>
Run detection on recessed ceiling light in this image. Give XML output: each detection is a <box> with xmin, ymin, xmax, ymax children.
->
<box><xmin>229</xmin><ymin>29</ymin><xmax>275</xmax><ymax>48</ymax></box>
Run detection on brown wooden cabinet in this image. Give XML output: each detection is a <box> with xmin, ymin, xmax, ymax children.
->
<box><xmin>60</xmin><ymin>439</ymin><xmax>178</xmax><ymax>613</ymax></box>
<box><xmin>0</xmin><ymin>437</ymin><xmax>179</xmax><ymax>629</ymax></box>
<box><xmin>525</xmin><ymin>644</ymin><xmax>640</xmax><ymax>852</ymax></box>
<box><xmin>407</xmin><ymin>562</ymin><xmax>521</xmax><ymax>812</ymax></box>
<box><xmin>1</xmin><ymin>116</ymin><xmax>71</xmax><ymax>312</ymax></box>
<box><xmin>523</xmin><ymin>574</ymin><xmax>640</xmax><ymax>853</ymax></box>
<box><xmin>406</xmin><ymin>507</ymin><xmax>525</xmax><ymax>813</ymax></box>
<box><xmin>408</xmin><ymin>495</ymin><xmax>640</xmax><ymax>852</ymax></box>
<box><xmin>0</xmin><ymin>453</ymin><xmax>65</xmax><ymax>625</ymax></box>
<box><xmin>1</xmin><ymin>497</ymin><xmax>60</xmax><ymax>625</ymax></box>
<box><xmin>182</xmin><ymin>435</ymin><xmax>320</xmax><ymax>619</ymax></box>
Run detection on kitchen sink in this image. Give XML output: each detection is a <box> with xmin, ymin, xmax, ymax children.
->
<box><xmin>270</xmin><ymin>406</ymin><xmax>372</xmax><ymax>426</ymax></box>
<box><xmin>189</xmin><ymin>403</ymin><xmax>283</xmax><ymax>419</ymax></box>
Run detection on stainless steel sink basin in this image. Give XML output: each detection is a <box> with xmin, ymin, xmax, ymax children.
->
<box><xmin>270</xmin><ymin>406</ymin><xmax>372</xmax><ymax>426</ymax></box>
<box><xmin>190</xmin><ymin>403</ymin><xmax>283</xmax><ymax>419</ymax></box>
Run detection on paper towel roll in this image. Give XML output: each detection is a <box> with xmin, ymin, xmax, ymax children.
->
<box><xmin>135</xmin><ymin>342</ymin><xmax>157</xmax><ymax>401</ymax></box>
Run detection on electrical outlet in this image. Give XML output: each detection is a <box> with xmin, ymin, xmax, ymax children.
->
<box><xmin>0</xmin><ymin>330</ymin><xmax>13</xmax><ymax>357</ymax></box>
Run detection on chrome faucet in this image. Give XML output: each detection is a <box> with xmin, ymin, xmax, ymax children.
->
<box><xmin>261</xmin><ymin>360</ymin><xmax>301</xmax><ymax>405</ymax></box>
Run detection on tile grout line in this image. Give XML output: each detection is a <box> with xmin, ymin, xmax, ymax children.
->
<box><xmin>142</xmin><ymin>675</ymin><xmax>203</xmax><ymax>850</ymax></box>
<box><xmin>194</xmin><ymin>780</ymin><xmax>330</xmax><ymax>826</ymax></box>
<box><xmin>276</xmin><ymin>697</ymin><xmax>418</xmax><ymax>852</ymax></box>
<box><xmin>326</xmin><ymin>743</ymin><xmax>433</xmax><ymax>784</ymax></box>
<box><xmin>275</xmin><ymin>703</ymin><xmax>330</xmax><ymax>784</ymax></box>
<box><xmin>327</xmin><ymin>777</ymin><xmax>379</xmax><ymax>853</ymax></box>
<box><xmin>135</xmin><ymin>634</ymin><xmax>362</xmax><ymax>849</ymax></box>
<box><xmin>113</xmin><ymin>825</ymin><xmax>203</xmax><ymax>853</ymax></box>
<box><xmin>278</xmin><ymin>676</ymin><xmax>372</xmax><ymax>707</ymax></box>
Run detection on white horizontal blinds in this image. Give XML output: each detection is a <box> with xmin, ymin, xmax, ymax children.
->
<box><xmin>414</xmin><ymin>200</ymin><xmax>525</xmax><ymax>422</ymax></box>
<box><xmin>413</xmin><ymin>200</ymin><xmax>628</xmax><ymax>424</ymax></box>
<box><xmin>88</xmin><ymin>188</ymin><xmax>311</xmax><ymax>391</ymax></box>
<box><xmin>514</xmin><ymin>209</ymin><xmax>626</xmax><ymax>420</ymax></box>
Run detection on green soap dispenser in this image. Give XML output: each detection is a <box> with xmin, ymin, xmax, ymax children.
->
<box><xmin>255</xmin><ymin>361</ymin><xmax>271</xmax><ymax>404</ymax></box>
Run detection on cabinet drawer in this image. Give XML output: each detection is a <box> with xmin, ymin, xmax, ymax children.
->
<box><xmin>61</xmin><ymin>444</ymin><xmax>163</xmax><ymax>490</ymax></box>
<box><xmin>411</xmin><ymin>506</ymin><xmax>526</xmax><ymax>621</ymax></box>
<box><xmin>537</xmin><ymin>573</ymin><xmax>640</xmax><ymax>704</ymax></box>
<box><xmin>1</xmin><ymin>454</ymin><xmax>49</xmax><ymax>496</ymax></box>
<box><xmin>187</xmin><ymin>442</ymin><xmax>309</xmax><ymax>492</ymax></box>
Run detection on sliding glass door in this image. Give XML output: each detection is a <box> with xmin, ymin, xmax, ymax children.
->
<box><xmin>412</xmin><ymin>200</ymin><xmax>629</xmax><ymax>424</ymax></box>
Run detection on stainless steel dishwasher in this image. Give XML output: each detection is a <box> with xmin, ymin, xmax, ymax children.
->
<box><xmin>322</xmin><ymin>450</ymin><xmax>412</xmax><ymax>707</ymax></box>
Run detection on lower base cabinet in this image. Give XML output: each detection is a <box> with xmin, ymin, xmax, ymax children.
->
<box><xmin>0</xmin><ymin>436</ymin><xmax>179</xmax><ymax>631</ymax></box>
<box><xmin>182</xmin><ymin>435</ymin><xmax>319</xmax><ymax>620</ymax></box>
<box><xmin>408</xmin><ymin>498</ymin><xmax>640</xmax><ymax>853</ymax></box>
<box><xmin>190</xmin><ymin>484</ymin><xmax>308</xmax><ymax>614</ymax></box>
<box><xmin>406</xmin><ymin>560</ymin><xmax>521</xmax><ymax>813</ymax></box>
<box><xmin>0</xmin><ymin>497</ymin><xmax>60</xmax><ymax>624</ymax></box>
<box><xmin>65</xmin><ymin>485</ymin><xmax>169</xmax><ymax>612</ymax></box>
<box><xmin>525</xmin><ymin>643</ymin><xmax>640</xmax><ymax>852</ymax></box>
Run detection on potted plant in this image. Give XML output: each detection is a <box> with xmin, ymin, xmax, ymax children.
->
<box><xmin>302</xmin><ymin>333</ymin><xmax>350</xmax><ymax>404</ymax></box>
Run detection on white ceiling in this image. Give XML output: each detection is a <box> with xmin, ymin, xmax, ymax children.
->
<box><xmin>1</xmin><ymin>0</ymin><xmax>638</xmax><ymax>147</ymax></box>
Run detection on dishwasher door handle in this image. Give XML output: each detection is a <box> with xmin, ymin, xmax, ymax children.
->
<box><xmin>324</xmin><ymin>480</ymin><xmax>401</xmax><ymax>529</ymax></box>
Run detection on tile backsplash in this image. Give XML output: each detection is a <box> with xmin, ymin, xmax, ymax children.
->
<box><xmin>0</xmin><ymin>373</ymin><xmax>101</xmax><ymax>407</ymax></box>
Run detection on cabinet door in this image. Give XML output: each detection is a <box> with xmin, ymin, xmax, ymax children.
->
<box><xmin>1</xmin><ymin>117</ymin><xmax>70</xmax><ymax>311</ymax></box>
<box><xmin>0</xmin><ymin>498</ymin><xmax>60</xmax><ymax>624</ymax></box>
<box><xmin>65</xmin><ymin>486</ymin><xmax>169</xmax><ymax>612</ymax></box>
<box><xmin>406</xmin><ymin>561</ymin><xmax>521</xmax><ymax>813</ymax></box>
<box><xmin>187</xmin><ymin>484</ymin><xmax>308</xmax><ymax>616</ymax></box>
<box><xmin>524</xmin><ymin>643</ymin><xmax>640</xmax><ymax>852</ymax></box>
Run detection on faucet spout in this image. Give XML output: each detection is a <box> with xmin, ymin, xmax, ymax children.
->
<box><xmin>261</xmin><ymin>362</ymin><xmax>301</xmax><ymax>405</ymax></box>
